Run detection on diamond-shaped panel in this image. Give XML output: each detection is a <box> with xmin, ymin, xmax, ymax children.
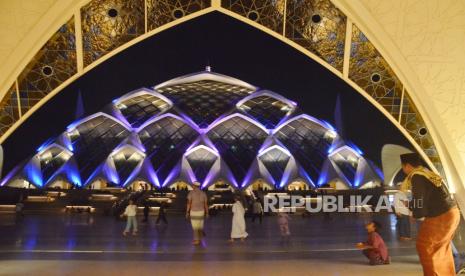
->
<box><xmin>38</xmin><ymin>145</ymin><xmax>73</xmax><ymax>184</ymax></box>
<box><xmin>115</xmin><ymin>93</ymin><xmax>171</xmax><ymax>128</ymax></box>
<box><xmin>258</xmin><ymin>146</ymin><xmax>290</xmax><ymax>184</ymax></box>
<box><xmin>238</xmin><ymin>95</ymin><xmax>294</xmax><ymax>128</ymax></box>
<box><xmin>207</xmin><ymin>115</ymin><xmax>268</xmax><ymax>184</ymax></box>
<box><xmin>275</xmin><ymin>116</ymin><xmax>336</xmax><ymax>182</ymax></box>
<box><xmin>186</xmin><ymin>147</ymin><xmax>218</xmax><ymax>182</ymax></box>
<box><xmin>109</xmin><ymin>146</ymin><xmax>145</xmax><ymax>185</ymax></box>
<box><xmin>138</xmin><ymin>115</ymin><xmax>199</xmax><ymax>184</ymax></box>
<box><xmin>157</xmin><ymin>80</ymin><xmax>253</xmax><ymax>128</ymax></box>
<box><xmin>67</xmin><ymin>114</ymin><xmax>131</xmax><ymax>182</ymax></box>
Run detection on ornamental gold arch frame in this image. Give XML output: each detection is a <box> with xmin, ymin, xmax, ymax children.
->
<box><xmin>0</xmin><ymin>0</ymin><xmax>461</xmax><ymax>199</ymax></box>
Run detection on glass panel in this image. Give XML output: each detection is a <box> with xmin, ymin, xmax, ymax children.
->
<box><xmin>69</xmin><ymin>115</ymin><xmax>131</xmax><ymax>182</ymax></box>
<box><xmin>207</xmin><ymin>116</ymin><xmax>268</xmax><ymax>184</ymax></box>
<box><xmin>275</xmin><ymin>117</ymin><xmax>335</xmax><ymax>182</ymax></box>
<box><xmin>157</xmin><ymin>80</ymin><xmax>253</xmax><ymax>128</ymax></box>
<box><xmin>238</xmin><ymin>95</ymin><xmax>293</xmax><ymax>128</ymax></box>
<box><xmin>138</xmin><ymin>116</ymin><xmax>199</xmax><ymax>183</ymax></box>
<box><xmin>186</xmin><ymin>148</ymin><xmax>218</xmax><ymax>182</ymax></box>
<box><xmin>116</xmin><ymin>93</ymin><xmax>171</xmax><ymax>127</ymax></box>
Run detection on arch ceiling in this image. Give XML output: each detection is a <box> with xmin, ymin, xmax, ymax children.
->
<box><xmin>0</xmin><ymin>0</ymin><xmax>464</xmax><ymax>209</ymax></box>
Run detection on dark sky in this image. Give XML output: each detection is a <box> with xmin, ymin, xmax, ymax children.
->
<box><xmin>2</xmin><ymin>11</ymin><xmax>413</xmax><ymax>175</ymax></box>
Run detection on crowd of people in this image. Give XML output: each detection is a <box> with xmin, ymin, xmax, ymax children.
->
<box><xmin>120</xmin><ymin>153</ymin><xmax>462</xmax><ymax>275</ymax></box>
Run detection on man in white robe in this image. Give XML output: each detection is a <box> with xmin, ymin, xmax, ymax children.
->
<box><xmin>230</xmin><ymin>196</ymin><xmax>248</xmax><ymax>242</ymax></box>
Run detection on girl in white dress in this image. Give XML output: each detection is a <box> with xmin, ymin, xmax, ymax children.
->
<box><xmin>229</xmin><ymin>196</ymin><xmax>248</xmax><ymax>242</ymax></box>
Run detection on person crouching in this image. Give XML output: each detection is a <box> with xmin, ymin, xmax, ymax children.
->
<box><xmin>356</xmin><ymin>220</ymin><xmax>390</xmax><ymax>265</ymax></box>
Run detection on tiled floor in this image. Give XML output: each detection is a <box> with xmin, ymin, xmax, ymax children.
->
<box><xmin>0</xmin><ymin>212</ymin><xmax>423</xmax><ymax>275</ymax></box>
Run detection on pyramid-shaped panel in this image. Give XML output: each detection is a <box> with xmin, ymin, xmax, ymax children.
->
<box><xmin>185</xmin><ymin>146</ymin><xmax>218</xmax><ymax>183</ymax></box>
<box><xmin>329</xmin><ymin>146</ymin><xmax>361</xmax><ymax>186</ymax></box>
<box><xmin>109</xmin><ymin>145</ymin><xmax>145</xmax><ymax>186</ymax></box>
<box><xmin>258</xmin><ymin>146</ymin><xmax>291</xmax><ymax>184</ymax></box>
<box><xmin>38</xmin><ymin>144</ymin><xmax>73</xmax><ymax>184</ymax></box>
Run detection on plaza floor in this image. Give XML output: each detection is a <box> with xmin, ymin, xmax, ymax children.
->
<box><xmin>0</xmin><ymin>212</ymin><xmax>423</xmax><ymax>275</ymax></box>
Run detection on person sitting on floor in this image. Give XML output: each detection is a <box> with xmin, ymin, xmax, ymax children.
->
<box><xmin>356</xmin><ymin>220</ymin><xmax>390</xmax><ymax>265</ymax></box>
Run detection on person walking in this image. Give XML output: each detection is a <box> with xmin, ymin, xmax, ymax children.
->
<box><xmin>251</xmin><ymin>199</ymin><xmax>263</xmax><ymax>224</ymax></box>
<box><xmin>400</xmin><ymin>153</ymin><xmax>459</xmax><ymax>275</ymax></box>
<box><xmin>142</xmin><ymin>202</ymin><xmax>149</xmax><ymax>223</ymax></box>
<box><xmin>156</xmin><ymin>202</ymin><xmax>168</xmax><ymax>225</ymax></box>
<box><xmin>121</xmin><ymin>199</ymin><xmax>138</xmax><ymax>236</ymax></box>
<box><xmin>277</xmin><ymin>211</ymin><xmax>291</xmax><ymax>238</ymax></box>
<box><xmin>186</xmin><ymin>181</ymin><xmax>208</xmax><ymax>245</ymax></box>
<box><xmin>229</xmin><ymin>196</ymin><xmax>248</xmax><ymax>242</ymax></box>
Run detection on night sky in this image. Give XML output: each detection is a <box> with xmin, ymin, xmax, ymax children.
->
<box><xmin>2</xmin><ymin>12</ymin><xmax>414</xmax><ymax>176</ymax></box>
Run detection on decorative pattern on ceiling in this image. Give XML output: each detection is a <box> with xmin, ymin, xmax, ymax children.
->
<box><xmin>17</xmin><ymin>17</ymin><xmax>76</xmax><ymax>115</ymax></box>
<box><xmin>349</xmin><ymin>25</ymin><xmax>403</xmax><ymax>120</ymax></box>
<box><xmin>147</xmin><ymin>0</ymin><xmax>210</xmax><ymax>31</ymax></box>
<box><xmin>0</xmin><ymin>84</ymin><xmax>20</xmax><ymax>136</ymax></box>
<box><xmin>285</xmin><ymin>0</ymin><xmax>346</xmax><ymax>71</ymax></box>
<box><xmin>81</xmin><ymin>0</ymin><xmax>145</xmax><ymax>66</ymax></box>
<box><xmin>221</xmin><ymin>0</ymin><xmax>285</xmax><ymax>34</ymax></box>
<box><xmin>0</xmin><ymin>0</ymin><xmax>445</xmax><ymax>176</ymax></box>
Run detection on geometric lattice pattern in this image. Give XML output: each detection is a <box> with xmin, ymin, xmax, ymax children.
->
<box><xmin>138</xmin><ymin>115</ymin><xmax>199</xmax><ymax>184</ymax></box>
<box><xmin>115</xmin><ymin>93</ymin><xmax>171</xmax><ymax>128</ymax></box>
<box><xmin>109</xmin><ymin>146</ymin><xmax>145</xmax><ymax>186</ymax></box>
<box><xmin>0</xmin><ymin>84</ymin><xmax>20</xmax><ymax>136</ymax></box>
<box><xmin>349</xmin><ymin>25</ymin><xmax>403</xmax><ymax>120</ymax></box>
<box><xmin>17</xmin><ymin>17</ymin><xmax>77</xmax><ymax>115</ymax></box>
<box><xmin>186</xmin><ymin>147</ymin><xmax>218</xmax><ymax>183</ymax></box>
<box><xmin>67</xmin><ymin>115</ymin><xmax>131</xmax><ymax>183</ymax></box>
<box><xmin>38</xmin><ymin>145</ymin><xmax>72</xmax><ymax>184</ymax></box>
<box><xmin>81</xmin><ymin>0</ymin><xmax>145</xmax><ymax>66</ymax></box>
<box><xmin>222</xmin><ymin>0</ymin><xmax>285</xmax><ymax>34</ymax></box>
<box><xmin>401</xmin><ymin>92</ymin><xmax>442</xmax><ymax>174</ymax></box>
<box><xmin>258</xmin><ymin>147</ymin><xmax>290</xmax><ymax>184</ymax></box>
<box><xmin>157</xmin><ymin>80</ymin><xmax>254</xmax><ymax>128</ymax></box>
<box><xmin>147</xmin><ymin>0</ymin><xmax>210</xmax><ymax>31</ymax></box>
<box><xmin>330</xmin><ymin>148</ymin><xmax>359</xmax><ymax>185</ymax></box>
<box><xmin>2</xmin><ymin>71</ymin><xmax>384</xmax><ymax>190</ymax></box>
<box><xmin>207</xmin><ymin>115</ymin><xmax>268</xmax><ymax>184</ymax></box>
<box><xmin>0</xmin><ymin>0</ymin><xmax>445</xmax><ymax>184</ymax></box>
<box><xmin>285</xmin><ymin>0</ymin><xmax>346</xmax><ymax>71</ymax></box>
<box><xmin>238</xmin><ymin>95</ymin><xmax>293</xmax><ymax>128</ymax></box>
<box><xmin>275</xmin><ymin>117</ymin><xmax>336</xmax><ymax>182</ymax></box>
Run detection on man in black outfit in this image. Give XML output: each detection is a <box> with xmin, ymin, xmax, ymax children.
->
<box><xmin>156</xmin><ymin>202</ymin><xmax>168</xmax><ymax>225</ymax></box>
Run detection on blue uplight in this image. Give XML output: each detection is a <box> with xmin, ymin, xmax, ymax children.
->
<box><xmin>24</xmin><ymin>163</ymin><xmax>43</xmax><ymax>187</ymax></box>
<box><xmin>322</xmin><ymin>120</ymin><xmax>336</xmax><ymax>132</ymax></box>
<box><xmin>347</xmin><ymin>141</ymin><xmax>363</xmax><ymax>155</ymax></box>
<box><xmin>36</xmin><ymin>138</ymin><xmax>54</xmax><ymax>153</ymax></box>
<box><xmin>66</xmin><ymin>168</ymin><xmax>82</xmax><ymax>187</ymax></box>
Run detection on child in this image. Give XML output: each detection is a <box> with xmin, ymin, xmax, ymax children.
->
<box><xmin>121</xmin><ymin>199</ymin><xmax>138</xmax><ymax>236</ymax></box>
<box><xmin>277</xmin><ymin>211</ymin><xmax>291</xmax><ymax>237</ymax></box>
<box><xmin>356</xmin><ymin>220</ymin><xmax>390</xmax><ymax>265</ymax></box>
